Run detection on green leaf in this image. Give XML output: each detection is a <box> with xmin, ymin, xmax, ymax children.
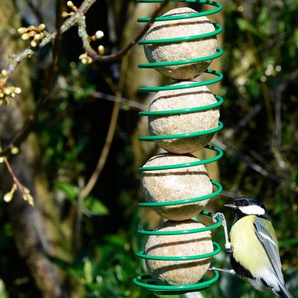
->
<box><xmin>279</xmin><ymin>237</ymin><xmax>298</xmax><ymax>248</ymax></box>
<box><xmin>104</xmin><ymin>234</ymin><xmax>126</xmax><ymax>247</ymax></box>
<box><xmin>48</xmin><ymin>256</ymin><xmax>82</xmax><ymax>279</ymax></box>
<box><xmin>54</xmin><ymin>181</ymin><xmax>78</xmax><ymax>202</ymax></box>
<box><xmin>83</xmin><ymin>258</ymin><xmax>93</xmax><ymax>284</ymax></box>
<box><xmin>83</xmin><ymin>196</ymin><xmax>109</xmax><ymax>216</ymax></box>
<box><xmin>236</xmin><ymin>18</ymin><xmax>264</xmax><ymax>38</ymax></box>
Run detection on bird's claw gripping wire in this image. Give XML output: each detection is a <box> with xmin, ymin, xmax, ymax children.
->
<box><xmin>212</xmin><ymin>212</ymin><xmax>233</xmax><ymax>253</ymax></box>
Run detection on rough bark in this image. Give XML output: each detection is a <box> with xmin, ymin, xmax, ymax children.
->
<box><xmin>0</xmin><ymin>1</ymin><xmax>81</xmax><ymax>297</ymax></box>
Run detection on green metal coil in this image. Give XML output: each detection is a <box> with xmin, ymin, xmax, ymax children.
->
<box><xmin>137</xmin><ymin>241</ymin><xmax>220</xmax><ymax>260</ymax></box>
<box><xmin>138</xmin><ymin>179</ymin><xmax>222</xmax><ymax>208</ymax></box>
<box><xmin>138</xmin><ymin>46</ymin><xmax>223</xmax><ymax>68</ymax></box>
<box><xmin>138</xmin><ymin>121</ymin><xmax>223</xmax><ymax>141</ymax></box>
<box><xmin>138</xmin><ymin>69</ymin><xmax>223</xmax><ymax>92</ymax></box>
<box><xmin>139</xmin><ymin>94</ymin><xmax>223</xmax><ymax>116</ymax></box>
<box><xmin>133</xmin><ymin>211</ymin><xmax>222</xmax><ymax>294</ymax></box>
<box><xmin>138</xmin><ymin>145</ymin><xmax>223</xmax><ymax>171</ymax></box>
<box><xmin>137</xmin><ymin>0</ymin><xmax>222</xmax><ymax>20</ymax></box>
<box><xmin>138</xmin><ymin>210</ymin><xmax>223</xmax><ymax>234</ymax></box>
<box><xmin>138</xmin><ymin>24</ymin><xmax>222</xmax><ymax>44</ymax></box>
<box><xmin>134</xmin><ymin>0</ymin><xmax>224</xmax><ymax>294</ymax></box>
<box><xmin>133</xmin><ymin>271</ymin><xmax>219</xmax><ymax>295</ymax></box>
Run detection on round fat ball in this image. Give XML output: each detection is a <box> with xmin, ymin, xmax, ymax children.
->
<box><xmin>145</xmin><ymin>219</ymin><xmax>213</xmax><ymax>285</ymax></box>
<box><xmin>143</xmin><ymin>7</ymin><xmax>217</xmax><ymax>80</ymax></box>
<box><xmin>141</xmin><ymin>153</ymin><xmax>212</xmax><ymax>220</ymax></box>
<box><xmin>148</xmin><ymin>83</ymin><xmax>220</xmax><ymax>154</ymax></box>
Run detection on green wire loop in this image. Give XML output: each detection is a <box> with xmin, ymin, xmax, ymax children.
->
<box><xmin>137</xmin><ymin>1</ymin><xmax>223</xmax><ymax>22</ymax></box>
<box><xmin>138</xmin><ymin>24</ymin><xmax>222</xmax><ymax>44</ymax></box>
<box><xmin>138</xmin><ymin>47</ymin><xmax>223</xmax><ymax>68</ymax></box>
<box><xmin>137</xmin><ymin>209</ymin><xmax>222</xmax><ymax>235</ymax></box>
<box><xmin>139</xmin><ymin>94</ymin><xmax>223</xmax><ymax>116</ymax></box>
<box><xmin>133</xmin><ymin>270</ymin><xmax>219</xmax><ymax>294</ymax></box>
<box><xmin>138</xmin><ymin>145</ymin><xmax>223</xmax><ymax>171</ymax></box>
<box><xmin>138</xmin><ymin>179</ymin><xmax>222</xmax><ymax>208</ymax></box>
<box><xmin>135</xmin><ymin>0</ymin><xmax>224</xmax><ymax>294</ymax></box>
<box><xmin>134</xmin><ymin>210</ymin><xmax>222</xmax><ymax>294</ymax></box>
<box><xmin>138</xmin><ymin>69</ymin><xmax>223</xmax><ymax>92</ymax></box>
<box><xmin>138</xmin><ymin>121</ymin><xmax>223</xmax><ymax>141</ymax></box>
<box><xmin>137</xmin><ymin>241</ymin><xmax>220</xmax><ymax>261</ymax></box>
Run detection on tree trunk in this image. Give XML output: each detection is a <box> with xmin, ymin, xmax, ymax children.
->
<box><xmin>0</xmin><ymin>1</ymin><xmax>82</xmax><ymax>297</ymax></box>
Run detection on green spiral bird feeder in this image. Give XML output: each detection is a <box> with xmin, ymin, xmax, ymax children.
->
<box><xmin>133</xmin><ymin>0</ymin><xmax>224</xmax><ymax>295</ymax></box>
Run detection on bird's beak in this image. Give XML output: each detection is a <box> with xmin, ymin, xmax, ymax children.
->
<box><xmin>224</xmin><ymin>203</ymin><xmax>237</xmax><ymax>209</ymax></box>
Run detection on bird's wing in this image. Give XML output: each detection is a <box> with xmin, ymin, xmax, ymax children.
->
<box><xmin>253</xmin><ymin>217</ymin><xmax>285</xmax><ymax>284</ymax></box>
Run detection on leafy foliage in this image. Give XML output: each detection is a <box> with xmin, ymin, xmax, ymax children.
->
<box><xmin>0</xmin><ymin>0</ymin><xmax>297</xmax><ymax>297</ymax></box>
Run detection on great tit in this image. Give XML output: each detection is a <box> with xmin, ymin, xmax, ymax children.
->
<box><xmin>214</xmin><ymin>196</ymin><xmax>293</xmax><ymax>298</ymax></box>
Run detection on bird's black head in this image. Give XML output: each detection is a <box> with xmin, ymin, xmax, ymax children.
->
<box><xmin>225</xmin><ymin>196</ymin><xmax>269</xmax><ymax>223</ymax></box>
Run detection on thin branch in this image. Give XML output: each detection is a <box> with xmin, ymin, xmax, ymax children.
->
<box><xmin>63</xmin><ymin>85</ymin><xmax>147</xmax><ymax>110</ymax></box>
<box><xmin>2</xmin><ymin>155</ymin><xmax>34</xmax><ymax>205</ymax></box>
<box><xmin>0</xmin><ymin>86</ymin><xmax>55</xmax><ymax>158</ymax></box>
<box><xmin>0</xmin><ymin>0</ymin><xmax>169</xmax><ymax>158</ymax></box>
<box><xmin>73</xmin><ymin>82</ymin><xmax>123</xmax><ymax>253</ymax></box>
<box><xmin>272</xmin><ymin>68</ymin><xmax>298</xmax><ymax>147</ymax></box>
<box><xmin>71</xmin><ymin>1</ymin><xmax>170</xmax><ymax>252</ymax></box>
<box><xmin>86</xmin><ymin>0</ymin><xmax>170</xmax><ymax>62</ymax></box>
<box><xmin>7</xmin><ymin>0</ymin><xmax>96</xmax><ymax>77</ymax></box>
<box><xmin>80</xmin><ymin>97</ymin><xmax>121</xmax><ymax>201</ymax></box>
<box><xmin>212</xmin><ymin>138</ymin><xmax>280</xmax><ymax>183</ymax></box>
<box><xmin>75</xmin><ymin>0</ymin><xmax>172</xmax><ymax>201</ymax></box>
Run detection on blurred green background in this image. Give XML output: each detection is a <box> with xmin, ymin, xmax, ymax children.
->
<box><xmin>0</xmin><ymin>0</ymin><xmax>297</xmax><ymax>297</ymax></box>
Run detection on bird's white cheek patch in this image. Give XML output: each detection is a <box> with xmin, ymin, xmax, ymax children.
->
<box><xmin>239</xmin><ymin>205</ymin><xmax>265</xmax><ymax>215</ymax></box>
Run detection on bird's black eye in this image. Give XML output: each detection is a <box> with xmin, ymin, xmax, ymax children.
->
<box><xmin>243</xmin><ymin>200</ymin><xmax>249</xmax><ymax>206</ymax></box>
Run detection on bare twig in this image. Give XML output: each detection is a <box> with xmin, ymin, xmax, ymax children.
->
<box><xmin>2</xmin><ymin>155</ymin><xmax>34</xmax><ymax>205</ymax></box>
<box><xmin>69</xmin><ymin>0</ymin><xmax>170</xmax><ymax>252</ymax></box>
<box><xmin>0</xmin><ymin>0</ymin><xmax>169</xmax><ymax>158</ymax></box>
<box><xmin>77</xmin><ymin>0</ymin><xmax>170</xmax><ymax>200</ymax></box>
<box><xmin>63</xmin><ymin>85</ymin><xmax>147</xmax><ymax>110</ymax></box>
<box><xmin>86</xmin><ymin>0</ymin><xmax>170</xmax><ymax>62</ymax></box>
<box><xmin>7</xmin><ymin>0</ymin><xmax>96</xmax><ymax>77</ymax></box>
<box><xmin>213</xmin><ymin>138</ymin><xmax>280</xmax><ymax>182</ymax></box>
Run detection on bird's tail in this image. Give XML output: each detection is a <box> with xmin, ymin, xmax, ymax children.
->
<box><xmin>277</xmin><ymin>281</ymin><xmax>293</xmax><ymax>298</ymax></box>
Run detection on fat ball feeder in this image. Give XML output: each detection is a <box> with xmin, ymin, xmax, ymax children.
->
<box><xmin>133</xmin><ymin>0</ymin><xmax>225</xmax><ymax>295</ymax></box>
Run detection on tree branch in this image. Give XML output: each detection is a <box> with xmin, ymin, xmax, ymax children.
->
<box><xmin>87</xmin><ymin>0</ymin><xmax>170</xmax><ymax>62</ymax></box>
<box><xmin>0</xmin><ymin>0</ymin><xmax>169</xmax><ymax>158</ymax></box>
<box><xmin>7</xmin><ymin>0</ymin><xmax>96</xmax><ymax>77</ymax></box>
